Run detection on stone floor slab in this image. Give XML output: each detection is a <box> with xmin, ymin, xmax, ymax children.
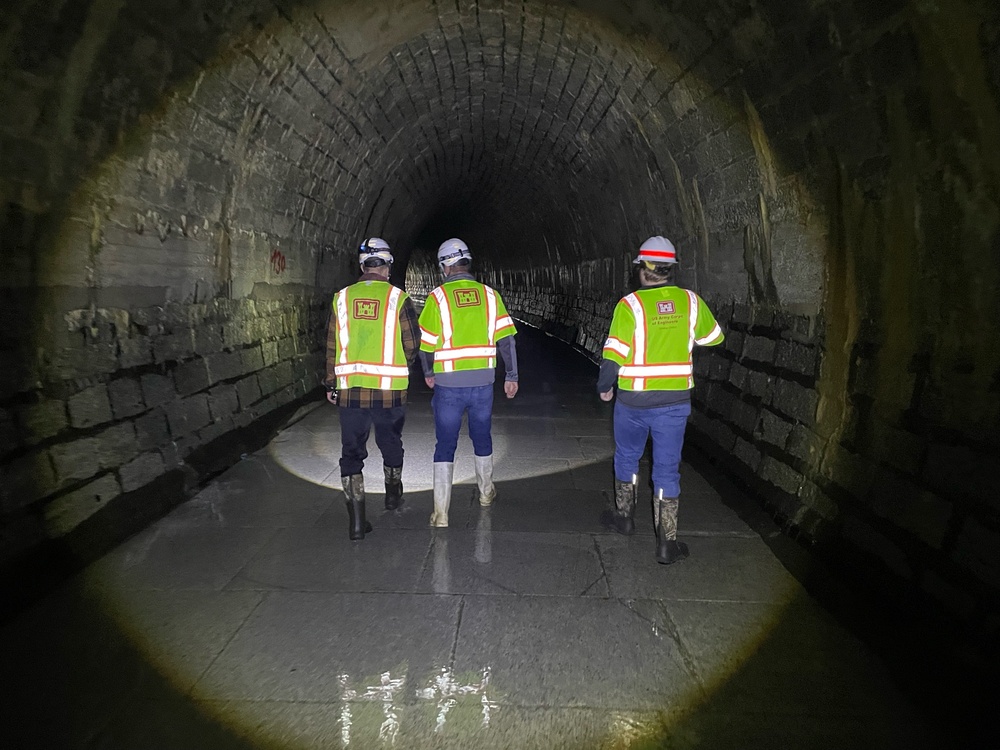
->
<box><xmin>413</xmin><ymin>531</ymin><xmax>607</xmax><ymax>597</ymax></box>
<box><xmin>195</xmin><ymin>592</ymin><xmax>461</xmax><ymax>702</ymax></box>
<box><xmin>597</xmin><ymin>534</ymin><xmax>801</xmax><ymax>602</ymax></box>
<box><xmin>461</xmin><ymin>489</ymin><xmax>609</xmax><ymax>534</ymax></box>
<box><xmin>226</xmin><ymin>527</ymin><xmax>433</xmax><ymax>593</ymax></box>
<box><xmin>168</xmin><ymin>469</ymin><xmax>335</xmax><ymax>528</ymax></box>
<box><xmin>452</xmin><ymin>595</ymin><xmax>699</xmax><ymax>710</ymax></box>
<box><xmin>82</xmin><ymin>520</ymin><xmax>279</xmax><ymax>592</ymax></box>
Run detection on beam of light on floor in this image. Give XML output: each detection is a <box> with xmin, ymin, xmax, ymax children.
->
<box><xmin>266</xmin><ymin>405</ymin><xmax>617</xmax><ymax>492</ymax></box>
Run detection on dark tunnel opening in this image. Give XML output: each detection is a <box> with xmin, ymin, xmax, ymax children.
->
<box><xmin>2</xmin><ymin>0</ymin><xmax>1000</xmax><ymax>745</ymax></box>
<box><xmin>408</xmin><ymin>206</ymin><xmax>471</xmax><ymax>264</ymax></box>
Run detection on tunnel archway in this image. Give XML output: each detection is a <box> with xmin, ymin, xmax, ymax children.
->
<box><xmin>2</xmin><ymin>0</ymin><xmax>999</xmax><ymax>739</ymax></box>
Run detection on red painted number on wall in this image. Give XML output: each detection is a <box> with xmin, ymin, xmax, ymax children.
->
<box><xmin>271</xmin><ymin>249</ymin><xmax>287</xmax><ymax>275</ymax></box>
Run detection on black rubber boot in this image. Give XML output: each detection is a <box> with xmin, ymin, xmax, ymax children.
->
<box><xmin>655</xmin><ymin>495</ymin><xmax>688</xmax><ymax>564</ymax></box>
<box><xmin>343</xmin><ymin>474</ymin><xmax>372</xmax><ymax>540</ymax></box>
<box><xmin>601</xmin><ymin>479</ymin><xmax>636</xmax><ymax>535</ymax></box>
<box><xmin>384</xmin><ymin>465</ymin><xmax>404</xmax><ymax>510</ymax></box>
<box><xmin>656</xmin><ymin>538</ymin><xmax>690</xmax><ymax>564</ymax></box>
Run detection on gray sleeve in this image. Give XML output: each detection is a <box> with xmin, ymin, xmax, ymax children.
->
<box><xmin>596</xmin><ymin>359</ymin><xmax>619</xmax><ymax>393</ymax></box>
<box><xmin>419</xmin><ymin>350</ymin><xmax>435</xmax><ymax>377</ymax></box>
<box><xmin>497</xmin><ymin>336</ymin><xmax>518</xmax><ymax>381</ymax></box>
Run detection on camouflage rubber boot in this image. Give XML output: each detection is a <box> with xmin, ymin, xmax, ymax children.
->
<box><xmin>343</xmin><ymin>473</ymin><xmax>373</xmax><ymax>541</ymax></box>
<box><xmin>654</xmin><ymin>493</ymin><xmax>688</xmax><ymax>564</ymax></box>
<box><xmin>601</xmin><ymin>477</ymin><xmax>636</xmax><ymax>535</ymax></box>
<box><xmin>384</xmin><ymin>465</ymin><xmax>404</xmax><ymax>510</ymax></box>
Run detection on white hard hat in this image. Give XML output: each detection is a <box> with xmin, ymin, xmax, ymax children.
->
<box><xmin>359</xmin><ymin>237</ymin><xmax>393</xmax><ymax>267</ymax></box>
<box><xmin>437</xmin><ymin>238</ymin><xmax>472</xmax><ymax>269</ymax></box>
<box><xmin>633</xmin><ymin>236</ymin><xmax>677</xmax><ymax>266</ymax></box>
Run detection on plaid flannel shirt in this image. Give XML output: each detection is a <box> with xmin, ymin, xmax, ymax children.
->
<box><xmin>325</xmin><ymin>275</ymin><xmax>420</xmax><ymax>408</ymax></box>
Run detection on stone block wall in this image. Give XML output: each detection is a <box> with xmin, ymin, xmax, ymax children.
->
<box><xmin>688</xmin><ymin>300</ymin><xmax>999</xmax><ymax>666</ymax></box>
<box><xmin>0</xmin><ymin>294</ymin><xmax>326</xmax><ymax>573</ymax></box>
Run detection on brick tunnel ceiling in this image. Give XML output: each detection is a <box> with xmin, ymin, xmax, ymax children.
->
<box><xmin>223</xmin><ymin>0</ymin><xmax>722</xmax><ymax>275</ymax></box>
<box><xmin>41</xmin><ymin>0</ymin><xmax>808</xmax><ymax>305</ymax></box>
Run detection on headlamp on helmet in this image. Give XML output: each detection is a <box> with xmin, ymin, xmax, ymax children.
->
<box><xmin>359</xmin><ymin>237</ymin><xmax>393</xmax><ymax>268</ymax></box>
<box><xmin>436</xmin><ymin>238</ymin><xmax>472</xmax><ymax>270</ymax></box>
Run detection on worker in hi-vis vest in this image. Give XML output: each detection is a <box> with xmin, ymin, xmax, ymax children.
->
<box><xmin>325</xmin><ymin>238</ymin><xmax>420</xmax><ymax>541</ymax></box>
<box><xmin>597</xmin><ymin>236</ymin><xmax>724</xmax><ymax>564</ymax></box>
<box><xmin>418</xmin><ymin>238</ymin><xmax>519</xmax><ymax>527</ymax></box>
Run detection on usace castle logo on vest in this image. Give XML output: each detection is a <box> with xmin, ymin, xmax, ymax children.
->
<box><xmin>657</xmin><ymin>301</ymin><xmax>676</xmax><ymax>315</ymax></box>
<box><xmin>455</xmin><ymin>289</ymin><xmax>482</xmax><ymax>308</ymax></box>
<box><xmin>354</xmin><ymin>299</ymin><xmax>380</xmax><ymax>320</ymax></box>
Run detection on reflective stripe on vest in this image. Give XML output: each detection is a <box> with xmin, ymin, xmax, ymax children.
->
<box><xmin>434</xmin><ymin>346</ymin><xmax>498</xmax><ymax>362</ymax></box>
<box><xmin>696</xmin><ymin>322</ymin><xmax>724</xmax><ymax>346</ymax></box>
<box><xmin>486</xmin><ymin>287</ymin><xmax>496</xmax><ymax>341</ymax></box>
<box><xmin>379</xmin><ymin>287</ymin><xmax>403</xmax><ymax>389</ymax></box>
<box><xmin>335</xmin><ymin>291</ymin><xmax>351</xmax><ymax>390</ymax></box>
<box><xmin>432</xmin><ymin>284</ymin><xmax>500</xmax><ymax>372</ymax></box>
<box><xmin>625</xmin><ymin>293</ymin><xmax>647</xmax><ymax>391</ymax></box>
<box><xmin>604</xmin><ymin>336</ymin><xmax>630</xmax><ymax>359</ymax></box>
<box><xmin>496</xmin><ymin>315</ymin><xmax>515</xmax><ymax>334</ymax></box>
<box><xmin>686</xmin><ymin>289</ymin><xmax>698</xmax><ymax>357</ymax></box>
<box><xmin>432</xmin><ymin>287</ymin><xmax>456</xmax><ymax>373</ymax></box>
<box><xmin>334</xmin><ymin>362</ymin><xmax>410</xmax><ymax>378</ymax></box>
<box><xmin>334</xmin><ymin>285</ymin><xmax>408</xmax><ymax>389</ymax></box>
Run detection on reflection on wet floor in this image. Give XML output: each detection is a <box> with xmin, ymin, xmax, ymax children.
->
<box><xmin>0</xmin><ymin>329</ymin><xmax>941</xmax><ymax>749</ymax></box>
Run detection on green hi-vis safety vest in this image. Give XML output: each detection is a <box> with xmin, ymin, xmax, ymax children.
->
<box><xmin>333</xmin><ymin>280</ymin><xmax>411</xmax><ymax>390</ymax></box>
<box><xmin>418</xmin><ymin>280</ymin><xmax>516</xmax><ymax>374</ymax></box>
<box><xmin>602</xmin><ymin>286</ymin><xmax>724</xmax><ymax>391</ymax></box>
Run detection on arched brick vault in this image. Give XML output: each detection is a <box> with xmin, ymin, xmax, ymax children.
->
<box><xmin>2</xmin><ymin>0</ymin><xmax>999</xmax><ymax>676</ymax></box>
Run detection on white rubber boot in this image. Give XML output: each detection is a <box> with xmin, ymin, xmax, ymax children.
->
<box><xmin>430</xmin><ymin>462</ymin><xmax>454</xmax><ymax>527</ymax></box>
<box><xmin>474</xmin><ymin>454</ymin><xmax>496</xmax><ymax>506</ymax></box>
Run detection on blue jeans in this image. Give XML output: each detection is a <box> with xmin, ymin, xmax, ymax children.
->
<box><xmin>613</xmin><ymin>400</ymin><xmax>692</xmax><ymax>497</ymax></box>
<box><xmin>339</xmin><ymin>405</ymin><xmax>406</xmax><ymax>477</ymax></box>
<box><xmin>432</xmin><ymin>385</ymin><xmax>494</xmax><ymax>462</ymax></box>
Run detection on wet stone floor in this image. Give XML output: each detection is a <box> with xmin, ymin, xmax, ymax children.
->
<box><xmin>2</xmin><ymin>330</ymin><xmax>937</xmax><ymax>749</ymax></box>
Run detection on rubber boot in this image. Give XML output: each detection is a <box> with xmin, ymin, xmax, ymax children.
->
<box><xmin>430</xmin><ymin>462</ymin><xmax>454</xmax><ymax>528</ymax></box>
<box><xmin>474</xmin><ymin>454</ymin><xmax>496</xmax><ymax>506</ymax></box>
<box><xmin>343</xmin><ymin>473</ymin><xmax>373</xmax><ymax>541</ymax></box>
<box><xmin>384</xmin><ymin>465</ymin><xmax>404</xmax><ymax>510</ymax></box>
<box><xmin>654</xmin><ymin>491</ymin><xmax>688</xmax><ymax>564</ymax></box>
<box><xmin>601</xmin><ymin>476</ymin><xmax>636</xmax><ymax>535</ymax></box>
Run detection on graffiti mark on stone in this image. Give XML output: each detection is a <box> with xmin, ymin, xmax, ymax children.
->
<box><xmin>270</xmin><ymin>249</ymin><xmax>287</xmax><ymax>275</ymax></box>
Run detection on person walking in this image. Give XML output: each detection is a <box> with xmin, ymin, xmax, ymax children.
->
<box><xmin>325</xmin><ymin>237</ymin><xmax>420</xmax><ymax>541</ymax></box>
<box><xmin>597</xmin><ymin>236</ymin><xmax>724</xmax><ymax>564</ymax></box>
<box><xmin>418</xmin><ymin>238</ymin><xmax>519</xmax><ymax>527</ymax></box>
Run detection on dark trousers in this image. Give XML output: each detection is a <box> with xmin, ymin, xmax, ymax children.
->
<box><xmin>339</xmin><ymin>405</ymin><xmax>406</xmax><ymax>477</ymax></box>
